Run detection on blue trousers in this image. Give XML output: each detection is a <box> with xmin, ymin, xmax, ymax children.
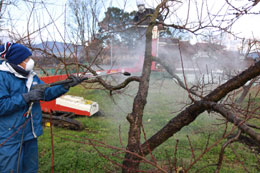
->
<box><xmin>0</xmin><ymin>138</ymin><xmax>38</xmax><ymax>173</ymax></box>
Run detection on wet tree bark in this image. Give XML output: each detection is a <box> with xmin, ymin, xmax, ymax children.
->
<box><xmin>122</xmin><ymin>23</ymin><xmax>154</xmax><ymax>172</ymax></box>
<box><xmin>122</xmin><ymin>1</ymin><xmax>166</xmax><ymax>171</ymax></box>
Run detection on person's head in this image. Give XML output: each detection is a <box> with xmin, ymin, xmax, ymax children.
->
<box><xmin>136</xmin><ymin>0</ymin><xmax>145</xmax><ymax>13</ymax></box>
<box><xmin>0</xmin><ymin>42</ymin><xmax>34</xmax><ymax>71</ymax></box>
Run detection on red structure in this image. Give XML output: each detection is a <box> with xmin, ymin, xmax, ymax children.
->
<box><xmin>40</xmin><ymin>75</ymin><xmax>92</xmax><ymax>116</ymax></box>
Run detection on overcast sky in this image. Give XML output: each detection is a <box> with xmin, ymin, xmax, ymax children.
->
<box><xmin>1</xmin><ymin>0</ymin><xmax>260</xmax><ymax>44</ymax></box>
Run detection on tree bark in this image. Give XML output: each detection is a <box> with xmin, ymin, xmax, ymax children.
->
<box><xmin>122</xmin><ymin>1</ymin><xmax>168</xmax><ymax>171</ymax></box>
<box><xmin>201</xmin><ymin>101</ymin><xmax>260</xmax><ymax>143</ymax></box>
<box><xmin>122</xmin><ymin>23</ymin><xmax>154</xmax><ymax>173</ymax></box>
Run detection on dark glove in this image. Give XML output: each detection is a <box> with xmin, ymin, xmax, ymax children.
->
<box><xmin>63</xmin><ymin>75</ymin><xmax>83</xmax><ymax>89</ymax></box>
<box><xmin>22</xmin><ymin>88</ymin><xmax>45</xmax><ymax>104</ymax></box>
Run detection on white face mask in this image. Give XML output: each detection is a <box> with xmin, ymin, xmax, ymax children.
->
<box><xmin>138</xmin><ymin>5</ymin><xmax>145</xmax><ymax>13</ymax></box>
<box><xmin>24</xmin><ymin>59</ymin><xmax>35</xmax><ymax>71</ymax></box>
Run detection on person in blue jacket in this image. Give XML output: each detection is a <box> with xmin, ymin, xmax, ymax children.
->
<box><xmin>0</xmin><ymin>42</ymin><xmax>80</xmax><ymax>173</ymax></box>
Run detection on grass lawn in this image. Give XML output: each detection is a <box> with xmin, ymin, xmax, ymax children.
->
<box><xmin>38</xmin><ymin>72</ymin><xmax>260</xmax><ymax>172</ymax></box>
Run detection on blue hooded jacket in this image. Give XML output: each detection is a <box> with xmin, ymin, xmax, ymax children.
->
<box><xmin>0</xmin><ymin>61</ymin><xmax>68</xmax><ymax>145</ymax></box>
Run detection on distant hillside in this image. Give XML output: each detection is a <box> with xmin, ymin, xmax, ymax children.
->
<box><xmin>32</xmin><ymin>41</ymin><xmax>83</xmax><ymax>57</ymax></box>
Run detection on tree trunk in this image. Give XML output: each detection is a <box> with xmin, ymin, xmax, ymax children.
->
<box><xmin>122</xmin><ymin>24</ymin><xmax>154</xmax><ymax>172</ymax></box>
<box><xmin>122</xmin><ymin>0</ymin><xmax>168</xmax><ymax>170</ymax></box>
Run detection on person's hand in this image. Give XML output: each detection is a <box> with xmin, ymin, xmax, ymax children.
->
<box><xmin>22</xmin><ymin>88</ymin><xmax>45</xmax><ymax>104</ymax></box>
<box><xmin>64</xmin><ymin>75</ymin><xmax>83</xmax><ymax>89</ymax></box>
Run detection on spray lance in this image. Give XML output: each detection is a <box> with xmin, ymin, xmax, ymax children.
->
<box><xmin>32</xmin><ymin>70</ymin><xmax>131</xmax><ymax>90</ymax></box>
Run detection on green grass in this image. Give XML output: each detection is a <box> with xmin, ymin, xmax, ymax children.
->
<box><xmin>38</xmin><ymin>72</ymin><xmax>260</xmax><ymax>172</ymax></box>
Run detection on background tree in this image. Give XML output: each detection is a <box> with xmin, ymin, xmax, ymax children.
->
<box><xmin>98</xmin><ymin>7</ymin><xmax>140</xmax><ymax>50</ymax></box>
<box><xmin>0</xmin><ymin>0</ymin><xmax>17</xmax><ymax>43</ymax></box>
<box><xmin>67</xmin><ymin>0</ymin><xmax>102</xmax><ymax>45</ymax></box>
